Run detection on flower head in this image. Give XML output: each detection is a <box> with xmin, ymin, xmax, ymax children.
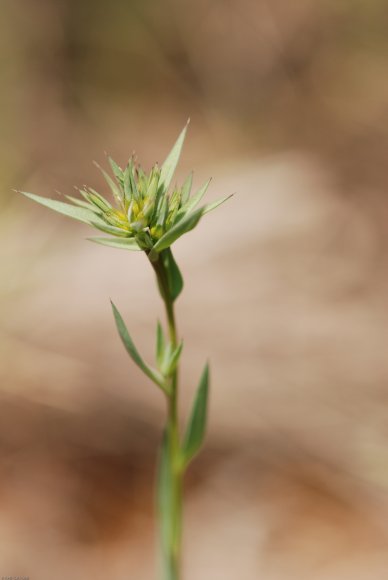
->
<box><xmin>83</xmin><ymin>157</ymin><xmax>194</xmax><ymax>251</ymax></box>
<box><xmin>20</xmin><ymin>124</ymin><xmax>231</xmax><ymax>257</ymax></box>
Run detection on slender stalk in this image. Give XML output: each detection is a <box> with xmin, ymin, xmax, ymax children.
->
<box><xmin>151</xmin><ymin>252</ymin><xmax>183</xmax><ymax>580</ymax></box>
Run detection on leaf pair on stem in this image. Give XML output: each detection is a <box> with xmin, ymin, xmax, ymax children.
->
<box><xmin>111</xmin><ymin>299</ymin><xmax>208</xmax><ymax>469</ymax></box>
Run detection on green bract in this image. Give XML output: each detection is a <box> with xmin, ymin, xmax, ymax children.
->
<box><xmin>20</xmin><ymin>123</ymin><xmax>230</xmax><ymax>257</ymax></box>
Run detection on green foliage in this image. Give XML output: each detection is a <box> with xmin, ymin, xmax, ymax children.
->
<box><xmin>20</xmin><ymin>125</ymin><xmax>230</xmax><ymax>259</ymax></box>
<box><xmin>151</xmin><ymin>206</ymin><xmax>205</xmax><ymax>255</ymax></box>
<box><xmin>178</xmin><ymin>178</ymin><xmax>211</xmax><ymax>215</ymax></box>
<box><xmin>19</xmin><ymin>191</ymin><xmax>103</xmax><ymax>225</ymax></box>
<box><xmin>93</xmin><ymin>161</ymin><xmax>123</xmax><ymax>205</ymax></box>
<box><xmin>160</xmin><ymin>341</ymin><xmax>184</xmax><ymax>377</ymax></box>
<box><xmin>180</xmin><ymin>172</ymin><xmax>193</xmax><ymax>205</ymax></box>
<box><xmin>161</xmin><ymin>249</ymin><xmax>184</xmax><ymax>302</ymax></box>
<box><xmin>150</xmin><ymin>193</ymin><xmax>231</xmax><ymax>257</ymax></box>
<box><xmin>21</xmin><ymin>125</ymin><xmax>230</xmax><ymax>580</ymax></box>
<box><xmin>203</xmin><ymin>194</ymin><xmax>233</xmax><ymax>215</ymax></box>
<box><xmin>159</xmin><ymin>122</ymin><xmax>188</xmax><ymax>192</ymax></box>
<box><xmin>181</xmin><ymin>363</ymin><xmax>209</xmax><ymax>467</ymax></box>
<box><xmin>156</xmin><ymin>320</ymin><xmax>184</xmax><ymax>378</ymax></box>
<box><xmin>111</xmin><ymin>300</ymin><xmax>167</xmax><ymax>393</ymax></box>
<box><xmin>87</xmin><ymin>236</ymin><xmax>141</xmax><ymax>250</ymax></box>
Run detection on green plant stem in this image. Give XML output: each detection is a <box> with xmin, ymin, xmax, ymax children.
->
<box><xmin>151</xmin><ymin>252</ymin><xmax>183</xmax><ymax>580</ymax></box>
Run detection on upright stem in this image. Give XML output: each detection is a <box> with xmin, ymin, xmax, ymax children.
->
<box><xmin>151</xmin><ymin>253</ymin><xmax>183</xmax><ymax>580</ymax></box>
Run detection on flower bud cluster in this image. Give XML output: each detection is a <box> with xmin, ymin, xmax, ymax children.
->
<box><xmin>78</xmin><ymin>158</ymin><xmax>192</xmax><ymax>250</ymax></box>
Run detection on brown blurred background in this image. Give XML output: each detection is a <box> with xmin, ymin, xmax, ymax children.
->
<box><xmin>2</xmin><ymin>1</ymin><xmax>388</xmax><ymax>578</ymax></box>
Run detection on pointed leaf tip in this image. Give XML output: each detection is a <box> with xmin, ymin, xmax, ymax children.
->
<box><xmin>181</xmin><ymin>177</ymin><xmax>212</xmax><ymax>214</ymax></box>
<box><xmin>159</xmin><ymin>124</ymin><xmax>188</xmax><ymax>193</ymax></box>
<box><xmin>202</xmin><ymin>193</ymin><xmax>233</xmax><ymax>215</ymax></box>
<box><xmin>93</xmin><ymin>160</ymin><xmax>123</xmax><ymax>204</ymax></box>
<box><xmin>20</xmin><ymin>191</ymin><xmax>105</xmax><ymax>226</ymax></box>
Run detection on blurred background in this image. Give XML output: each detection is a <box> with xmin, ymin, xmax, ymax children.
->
<box><xmin>2</xmin><ymin>0</ymin><xmax>388</xmax><ymax>578</ymax></box>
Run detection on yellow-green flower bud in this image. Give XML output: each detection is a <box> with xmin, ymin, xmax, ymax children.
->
<box><xmin>150</xmin><ymin>225</ymin><xmax>164</xmax><ymax>240</ymax></box>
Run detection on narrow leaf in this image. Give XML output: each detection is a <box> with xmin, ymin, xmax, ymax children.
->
<box><xmin>108</xmin><ymin>157</ymin><xmax>123</xmax><ymax>182</ymax></box>
<box><xmin>181</xmin><ymin>172</ymin><xmax>193</xmax><ymax>205</ymax></box>
<box><xmin>159</xmin><ymin>122</ymin><xmax>189</xmax><ymax>193</ymax></box>
<box><xmin>128</xmin><ymin>159</ymin><xmax>140</xmax><ymax>202</ymax></box>
<box><xmin>88</xmin><ymin>236</ymin><xmax>142</xmax><ymax>250</ymax></box>
<box><xmin>152</xmin><ymin>206</ymin><xmax>205</xmax><ymax>254</ymax></box>
<box><xmin>162</xmin><ymin>248</ymin><xmax>184</xmax><ymax>302</ymax></box>
<box><xmin>156</xmin><ymin>196</ymin><xmax>168</xmax><ymax>227</ymax></box>
<box><xmin>146</xmin><ymin>169</ymin><xmax>160</xmax><ymax>200</ymax></box>
<box><xmin>182</xmin><ymin>363</ymin><xmax>209</xmax><ymax>466</ymax></box>
<box><xmin>203</xmin><ymin>193</ymin><xmax>233</xmax><ymax>215</ymax></box>
<box><xmin>111</xmin><ymin>301</ymin><xmax>167</xmax><ymax>391</ymax></box>
<box><xmin>182</xmin><ymin>178</ymin><xmax>211</xmax><ymax>214</ymax></box>
<box><xmin>94</xmin><ymin>161</ymin><xmax>123</xmax><ymax>205</ymax></box>
<box><xmin>86</xmin><ymin>189</ymin><xmax>112</xmax><ymax>211</ymax></box>
<box><xmin>20</xmin><ymin>191</ymin><xmax>103</xmax><ymax>226</ymax></box>
<box><xmin>123</xmin><ymin>162</ymin><xmax>132</xmax><ymax>202</ymax></box>
<box><xmin>65</xmin><ymin>195</ymin><xmax>97</xmax><ymax>212</ymax></box>
<box><xmin>91</xmin><ymin>221</ymin><xmax>131</xmax><ymax>237</ymax></box>
<box><xmin>150</xmin><ymin>194</ymin><xmax>232</xmax><ymax>257</ymax></box>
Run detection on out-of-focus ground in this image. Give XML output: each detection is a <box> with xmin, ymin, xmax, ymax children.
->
<box><xmin>2</xmin><ymin>1</ymin><xmax>388</xmax><ymax>578</ymax></box>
